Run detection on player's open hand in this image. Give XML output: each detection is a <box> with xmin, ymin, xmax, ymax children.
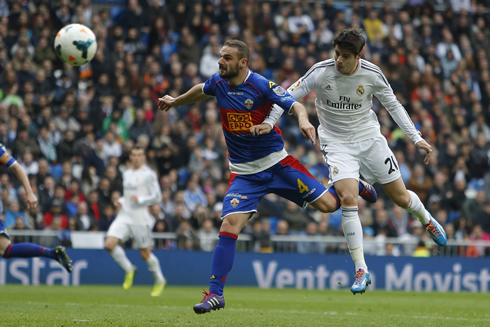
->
<box><xmin>416</xmin><ymin>139</ymin><xmax>432</xmax><ymax>165</ymax></box>
<box><xmin>250</xmin><ymin>124</ymin><xmax>272</xmax><ymax>135</ymax></box>
<box><xmin>158</xmin><ymin>95</ymin><xmax>176</xmax><ymax>112</ymax></box>
<box><xmin>26</xmin><ymin>192</ymin><xmax>38</xmax><ymax>210</ymax></box>
<box><xmin>298</xmin><ymin>118</ymin><xmax>316</xmax><ymax>145</ymax></box>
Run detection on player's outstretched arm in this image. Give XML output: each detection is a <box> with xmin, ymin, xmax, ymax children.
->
<box><xmin>290</xmin><ymin>103</ymin><xmax>316</xmax><ymax>145</ymax></box>
<box><xmin>415</xmin><ymin>139</ymin><xmax>432</xmax><ymax>165</ymax></box>
<box><xmin>10</xmin><ymin>162</ymin><xmax>38</xmax><ymax>209</ymax></box>
<box><xmin>158</xmin><ymin>83</ymin><xmax>210</xmax><ymax>112</ymax></box>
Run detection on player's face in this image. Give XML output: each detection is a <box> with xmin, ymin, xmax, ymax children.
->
<box><xmin>334</xmin><ymin>45</ymin><xmax>361</xmax><ymax>75</ymax></box>
<box><xmin>130</xmin><ymin>149</ymin><xmax>146</xmax><ymax>168</ymax></box>
<box><xmin>218</xmin><ymin>46</ymin><xmax>243</xmax><ymax>79</ymax></box>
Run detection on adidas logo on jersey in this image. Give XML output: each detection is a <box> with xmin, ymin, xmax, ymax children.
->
<box><xmin>325</xmin><ymin>85</ymin><xmax>332</xmax><ymax>90</ymax></box>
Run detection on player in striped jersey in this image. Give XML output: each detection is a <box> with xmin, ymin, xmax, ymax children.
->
<box><xmin>0</xmin><ymin>143</ymin><xmax>72</xmax><ymax>273</ymax></box>
<box><xmin>259</xmin><ymin>29</ymin><xmax>447</xmax><ymax>294</ymax></box>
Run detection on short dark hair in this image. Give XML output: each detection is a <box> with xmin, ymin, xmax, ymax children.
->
<box><xmin>131</xmin><ymin>145</ymin><xmax>146</xmax><ymax>154</ymax></box>
<box><xmin>332</xmin><ymin>28</ymin><xmax>366</xmax><ymax>56</ymax></box>
<box><xmin>224</xmin><ymin>39</ymin><xmax>250</xmax><ymax>63</ymax></box>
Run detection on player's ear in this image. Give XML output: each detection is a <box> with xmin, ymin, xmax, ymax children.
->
<box><xmin>357</xmin><ymin>51</ymin><xmax>363</xmax><ymax>60</ymax></box>
<box><xmin>241</xmin><ymin>58</ymin><xmax>248</xmax><ymax>68</ymax></box>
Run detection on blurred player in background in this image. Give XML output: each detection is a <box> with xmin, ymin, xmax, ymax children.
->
<box><xmin>104</xmin><ymin>146</ymin><xmax>166</xmax><ymax>296</ymax></box>
<box><xmin>259</xmin><ymin>28</ymin><xmax>447</xmax><ymax>295</ymax></box>
<box><xmin>0</xmin><ymin>143</ymin><xmax>72</xmax><ymax>273</ymax></box>
<box><xmin>158</xmin><ymin>39</ymin><xmax>377</xmax><ymax>314</ymax></box>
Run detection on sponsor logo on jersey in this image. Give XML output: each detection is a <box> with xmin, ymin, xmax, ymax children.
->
<box><xmin>230</xmin><ymin>198</ymin><xmax>239</xmax><ymax>208</ymax></box>
<box><xmin>269</xmin><ymin>81</ymin><xmax>276</xmax><ymax>88</ymax></box>
<box><xmin>292</xmin><ymin>81</ymin><xmax>301</xmax><ymax>89</ymax></box>
<box><xmin>356</xmin><ymin>85</ymin><xmax>365</xmax><ymax>95</ymax></box>
<box><xmin>227</xmin><ymin>112</ymin><xmax>253</xmax><ymax>132</ymax></box>
<box><xmin>244</xmin><ymin>99</ymin><xmax>254</xmax><ymax>109</ymax></box>
<box><xmin>325</xmin><ymin>85</ymin><xmax>332</xmax><ymax>91</ymax></box>
<box><xmin>228</xmin><ymin>91</ymin><xmax>244</xmax><ymax>95</ymax></box>
<box><xmin>225</xmin><ymin>193</ymin><xmax>247</xmax><ymax>199</ymax></box>
<box><xmin>272</xmin><ymin>85</ymin><xmax>286</xmax><ymax>96</ymax></box>
<box><xmin>323</xmin><ymin>99</ymin><xmax>362</xmax><ymax>110</ymax></box>
<box><xmin>281</xmin><ymin>96</ymin><xmax>295</xmax><ymax>102</ymax></box>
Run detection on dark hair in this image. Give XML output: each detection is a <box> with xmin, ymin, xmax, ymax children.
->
<box><xmin>224</xmin><ymin>39</ymin><xmax>250</xmax><ymax>63</ymax></box>
<box><xmin>131</xmin><ymin>145</ymin><xmax>146</xmax><ymax>154</ymax></box>
<box><xmin>332</xmin><ymin>28</ymin><xmax>366</xmax><ymax>56</ymax></box>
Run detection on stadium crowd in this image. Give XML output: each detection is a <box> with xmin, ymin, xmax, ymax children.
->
<box><xmin>0</xmin><ymin>0</ymin><xmax>489</xmax><ymax>257</ymax></box>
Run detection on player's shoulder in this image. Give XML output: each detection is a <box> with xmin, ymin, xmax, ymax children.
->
<box><xmin>141</xmin><ymin>165</ymin><xmax>157</xmax><ymax>177</ymax></box>
<box><xmin>359</xmin><ymin>59</ymin><xmax>386</xmax><ymax>76</ymax></box>
<box><xmin>303</xmin><ymin>59</ymin><xmax>336</xmax><ymax>77</ymax></box>
<box><xmin>207</xmin><ymin>72</ymin><xmax>226</xmax><ymax>85</ymax></box>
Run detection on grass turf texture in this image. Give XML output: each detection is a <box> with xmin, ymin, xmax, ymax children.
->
<box><xmin>0</xmin><ymin>285</ymin><xmax>489</xmax><ymax>326</ymax></box>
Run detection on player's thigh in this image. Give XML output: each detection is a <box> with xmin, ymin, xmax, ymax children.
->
<box><xmin>139</xmin><ymin>247</ymin><xmax>151</xmax><ymax>261</ymax></box>
<box><xmin>358</xmin><ymin>136</ymin><xmax>401</xmax><ymax>184</ymax></box>
<box><xmin>380</xmin><ymin>177</ymin><xmax>410</xmax><ymax>208</ymax></box>
<box><xmin>107</xmin><ymin>218</ymin><xmax>131</xmax><ymax>246</ymax></box>
<box><xmin>129</xmin><ymin>224</ymin><xmax>153</xmax><ymax>249</ymax></box>
<box><xmin>0</xmin><ymin>234</ymin><xmax>11</xmax><ymax>255</ymax></box>
<box><xmin>221</xmin><ymin>172</ymin><xmax>268</xmax><ymax>220</ymax></box>
<box><xmin>270</xmin><ymin>155</ymin><xmax>327</xmax><ymax>208</ymax></box>
<box><xmin>320</xmin><ymin>143</ymin><xmax>360</xmax><ymax>183</ymax></box>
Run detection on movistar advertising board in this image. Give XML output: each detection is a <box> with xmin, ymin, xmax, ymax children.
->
<box><xmin>1</xmin><ymin>250</ymin><xmax>489</xmax><ymax>292</ymax></box>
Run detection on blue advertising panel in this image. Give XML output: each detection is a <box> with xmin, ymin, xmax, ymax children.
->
<box><xmin>1</xmin><ymin>250</ymin><xmax>489</xmax><ymax>292</ymax></box>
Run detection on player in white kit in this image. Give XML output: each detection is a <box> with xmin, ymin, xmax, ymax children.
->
<box><xmin>257</xmin><ymin>29</ymin><xmax>447</xmax><ymax>294</ymax></box>
<box><xmin>105</xmin><ymin>146</ymin><xmax>166</xmax><ymax>296</ymax></box>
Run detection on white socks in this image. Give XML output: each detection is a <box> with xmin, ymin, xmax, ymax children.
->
<box><xmin>146</xmin><ymin>253</ymin><xmax>165</xmax><ymax>285</ymax></box>
<box><xmin>405</xmin><ymin>190</ymin><xmax>430</xmax><ymax>225</ymax></box>
<box><xmin>342</xmin><ymin>204</ymin><xmax>368</xmax><ymax>272</ymax></box>
<box><xmin>110</xmin><ymin>245</ymin><xmax>134</xmax><ymax>274</ymax></box>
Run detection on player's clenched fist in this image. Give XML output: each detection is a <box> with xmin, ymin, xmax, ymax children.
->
<box><xmin>158</xmin><ymin>95</ymin><xmax>176</xmax><ymax>112</ymax></box>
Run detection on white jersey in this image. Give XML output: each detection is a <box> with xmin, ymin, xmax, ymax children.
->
<box><xmin>117</xmin><ymin>164</ymin><xmax>162</xmax><ymax>225</ymax></box>
<box><xmin>265</xmin><ymin>59</ymin><xmax>423</xmax><ymax>145</ymax></box>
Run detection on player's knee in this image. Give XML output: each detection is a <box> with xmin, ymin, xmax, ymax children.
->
<box><xmin>104</xmin><ymin>242</ymin><xmax>115</xmax><ymax>253</ymax></box>
<box><xmin>394</xmin><ymin>192</ymin><xmax>411</xmax><ymax>208</ymax></box>
<box><xmin>337</xmin><ymin>192</ymin><xmax>357</xmax><ymax>205</ymax></box>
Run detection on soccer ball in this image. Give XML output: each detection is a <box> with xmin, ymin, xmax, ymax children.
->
<box><xmin>54</xmin><ymin>24</ymin><xmax>97</xmax><ymax>67</ymax></box>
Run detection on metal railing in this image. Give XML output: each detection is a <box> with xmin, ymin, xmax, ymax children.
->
<box><xmin>6</xmin><ymin>230</ymin><xmax>490</xmax><ymax>257</ymax></box>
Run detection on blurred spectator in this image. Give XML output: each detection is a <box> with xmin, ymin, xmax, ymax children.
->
<box><xmin>273</xmin><ymin>220</ymin><xmax>296</xmax><ymax>253</ymax></box>
<box><xmin>5</xmin><ymin>201</ymin><xmax>27</xmax><ymax>229</ymax></box>
<box><xmin>198</xmin><ymin>219</ymin><xmax>217</xmax><ymax>252</ymax></box>
<box><xmin>175</xmin><ymin>220</ymin><xmax>199</xmax><ymax>250</ymax></box>
<box><xmin>249</xmin><ymin>219</ymin><xmax>272</xmax><ymax>253</ymax></box>
<box><xmin>412</xmin><ymin>240</ymin><xmax>431</xmax><ymax>257</ymax></box>
<box><xmin>297</xmin><ymin>222</ymin><xmax>323</xmax><ymax>254</ymax></box>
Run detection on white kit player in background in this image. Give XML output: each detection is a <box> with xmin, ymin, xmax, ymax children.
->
<box><xmin>259</xmin><ymin>28</ymin><xmax>447</xmax><ymax>294</ymax></box>
<box><xmin>104</xmin><ymin>146</ymin><xmax>166</xmax><ymax>296</ymax></box>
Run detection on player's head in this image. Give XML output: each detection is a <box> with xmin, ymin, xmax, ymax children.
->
<box><xmin>218</xmin><ymin>39</ymin><xmax>249</xmax><ymax>79</ymax></box>
<box><xmin>332</xmin><ymin>28</ymin><xmax>365</xmax><ymax>74</ymax></box>
<box><xmin>130</xmin><ymin>145</ymin><xmax>146</xmax><ymax>168</ymax></box>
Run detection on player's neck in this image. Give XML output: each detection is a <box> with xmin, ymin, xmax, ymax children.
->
<box><xmin>341</xmin><ymin>60</ymin><xmax>360</xmax><ymax>76</ymax></box>
<box><xmin>227</xmin><ymin>68</ymin><xmax>249</xmax><ymax>86</ymax></box>
<box><xmin>132</xmin><ymin>164</ymin><xmax>144</xmax><ymax>170</ymax></box>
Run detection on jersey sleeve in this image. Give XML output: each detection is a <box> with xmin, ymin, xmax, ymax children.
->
<box><xmin>264</xmin><ymin>81</ymin><xmax>297</xmax><ymax>112</ymax></box>
<box><xmin>202</xmin><ymin>73</ymin><xmax>221</xmax><ymax>96</ymax></box>
<box><xmin>373</xmin><ymin>73</ymin><xmax>423</xmax><ymax>144</ymax></box>
<box><xmin>263</xmin><ymin>68</ymin><xmax>318</xmax><ymax>126</ymax></box>
<box><xmin>0</xmin><ymin>144</ymin><xmax>17</xmax><ymax>168</ymax></box>
<box><xmin>136</xmin><ymin>171</ymin><xmax>162</xmax><ymax>206</ymax></box>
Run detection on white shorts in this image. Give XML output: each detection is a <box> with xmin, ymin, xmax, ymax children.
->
<box><xmin>321</xmin><ymin>135</ymin><xmax>401</xmax><ymax>185</ymax></box>
<box><xmin>107</xmin><ymin>217</ymin><xmax>153</xmax><ymax>249</ymax></box>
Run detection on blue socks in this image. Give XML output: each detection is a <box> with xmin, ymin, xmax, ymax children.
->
<box><xmin>209</xmin><ymin>232</ymin><xmax>237</xmax><ymax>296</ymax></box>
<box><xmin>3</xmin><ymin>243</ymin><xmax>57</xmax><ymax>259</ymax></box>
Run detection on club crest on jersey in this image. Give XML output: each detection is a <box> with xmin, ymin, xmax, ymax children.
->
<box><xmin>244</xmin><ymin>99</ymin><xmax>254</xmax><ymax>109</ymax></box>
<box><xmin>332</xmin><ymin>167</ymin><xmax>339</xmax><ymax>175</ymax></box>
<box><xmin>272</xmin><ymin>85</ymin><xmax>286</xmax><ymax>96</ymax></box>
<box><xmin>356</xmin><ymin>85</ymin><xmax>365</xmax><ymax>96</ymax></box>
<box><xmin>230</xmin><ymin>198</ymin><xmax>239</xmax><ymax>208</ymax></box>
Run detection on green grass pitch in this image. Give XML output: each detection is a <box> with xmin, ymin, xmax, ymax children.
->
<box><xmin>1</xmin><ymin>285</ymin><xmax>489</xmax><ymax>326</ymax></box>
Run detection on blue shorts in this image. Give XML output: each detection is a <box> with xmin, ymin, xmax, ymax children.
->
<box><xmin>0</xmin><ymin>219</ymin><xmax>10</xmax><ymax>239</ymax></box>
<box><xmin>222</xmin><ymin>155</ymin><xmax>327</xmax><ymax>218</ymax></box>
